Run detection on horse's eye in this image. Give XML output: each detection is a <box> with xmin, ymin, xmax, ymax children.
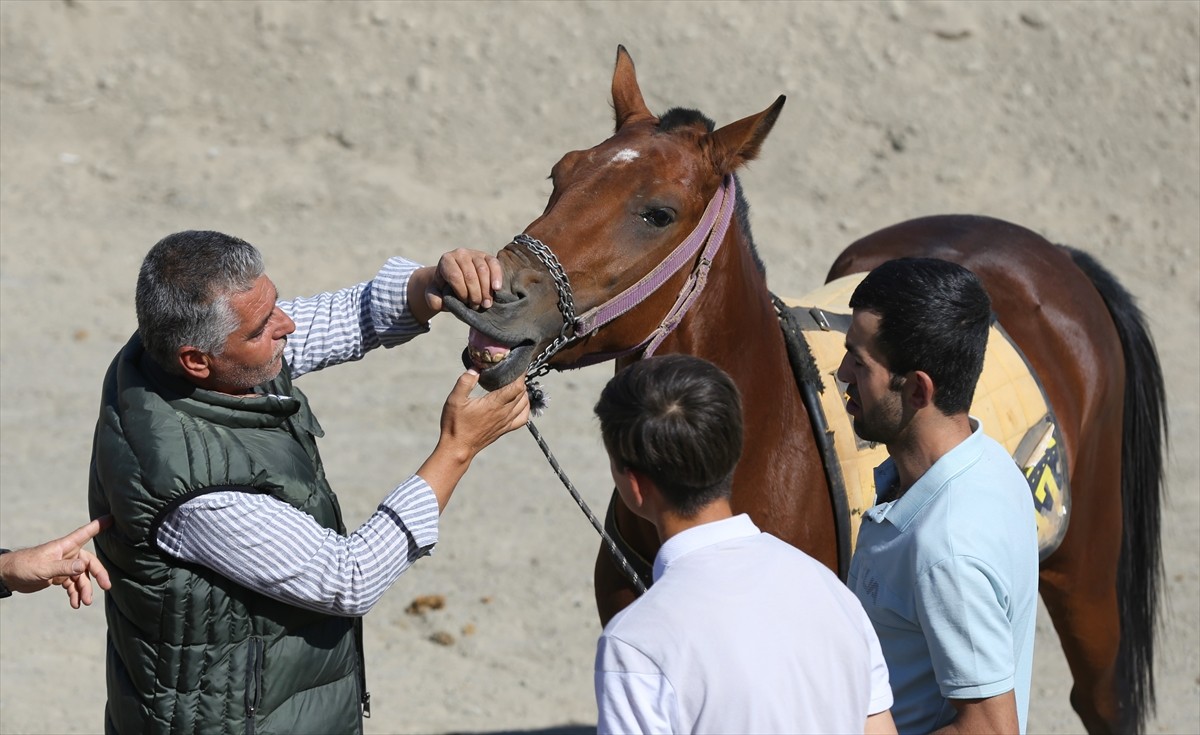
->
<box><xmin>641</xmin><ymin>208</ymin><xmax>675</xmax><ymax>228</ymax></box>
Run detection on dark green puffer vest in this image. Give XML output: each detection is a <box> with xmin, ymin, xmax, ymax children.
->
<box><xmin>89</xmin><ymin>335</ymin><xmax>366</xmax><ymax>735</ymax></box>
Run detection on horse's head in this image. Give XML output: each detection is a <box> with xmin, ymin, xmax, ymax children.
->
<box><xmin>445</xmin><ymin>45</ymin><xmax>785</xmax><ymax>390</ymax></box>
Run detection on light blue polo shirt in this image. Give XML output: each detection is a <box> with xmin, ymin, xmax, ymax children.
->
<box><xmin>848</xmin><ymin>420</ymin><xmax>1039</xmax><ymax>735</ymax></box>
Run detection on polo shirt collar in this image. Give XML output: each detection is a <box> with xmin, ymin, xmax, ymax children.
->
<box><xmin>864</xmin><ymin>418</ymin><xmax>986</xmax><ymax>531</ymax></box>
<box><xmin>652</xmin><ymin>513</ymin><xmax>759</xmax><ymax>582</ymax></box>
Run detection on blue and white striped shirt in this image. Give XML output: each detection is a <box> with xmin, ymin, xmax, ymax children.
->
<box><xmin>156</xmin><ymin>257</ymin><xmax>439</xmax><ymax>617</ymax></box>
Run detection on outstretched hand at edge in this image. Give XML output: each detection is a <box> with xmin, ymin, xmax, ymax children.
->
<box><xmin>0</xmin><ymin>516</ymin><xmax>113</xmax><ymax>608</ymax></box>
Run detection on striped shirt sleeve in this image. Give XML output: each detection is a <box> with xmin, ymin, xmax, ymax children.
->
<box><xmin>155</xmin><ymin>475</ymin><xmax>440</xmax><ymax>617</ymax></box>
<box><xmin>280</xmin><ymin>256</ymin><xmax>431</xmax><ymax>379</ymax></box>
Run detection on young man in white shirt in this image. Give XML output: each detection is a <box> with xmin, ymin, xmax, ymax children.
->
<box><xmin>593</xmin><ymin>354</ymin><xmax>895</xmax><ymax>735</ymax></box>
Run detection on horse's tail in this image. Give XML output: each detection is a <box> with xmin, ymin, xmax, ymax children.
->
<box><xmin>1064</xmin><ymin>245</ymin><xmax>1167</xmax><ymax>733</ymax></box>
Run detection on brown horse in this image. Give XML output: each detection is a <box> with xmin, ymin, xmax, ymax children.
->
<box><xmin>445</xmin><ymin>47</ymin><xmax>1165</xmax><ymax>734</ymax></box>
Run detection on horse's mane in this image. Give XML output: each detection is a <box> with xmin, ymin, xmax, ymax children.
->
<box><xmin>658</xmin><ymin>106</ymin><xmax>713</xmax><ymax>133</ymax></box>
<box><xmin>658</xmin><ymin>107</ymin><xmax>767</xmax><ymax>277</ymax></box>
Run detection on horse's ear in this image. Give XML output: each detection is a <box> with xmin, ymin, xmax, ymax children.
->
<box><xmin>704</xmin><ymin>95</ymin><xmax>786</xmax><ymax>175</ymax></box>
<box><xmin>612</xmin><ymin>45</ymin><xmax>656</xmax><ymax>131</ymax></box>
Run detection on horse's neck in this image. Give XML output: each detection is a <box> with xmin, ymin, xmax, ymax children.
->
<box><xmin>670</xmin><ymin>233</ymin><xmax>795</xmax><ymax>390</ymax></box>
<box><xmin>664</xmin><ymin>231</ymin><xmax>836</xmax><ymax>562</ymax></box>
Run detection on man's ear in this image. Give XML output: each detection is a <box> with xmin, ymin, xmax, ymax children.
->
<box><xmin>177</xmin><ymin>346</ymin><xmax>212</xmax><ymax>381</ymax></box>
<box><xmin>623</xmin><ymin>467</ymin><xmax>645</xmax><ymax>510</ymax></box>
<box><xmin>905</xmin><ymin>370</ymin><xmax>936</xmax><ymax>410</ymax></box>
<box><xmin>625</xmin><ymin>467</ymin><xmax>656</xmax><ymax>512</ymax></box>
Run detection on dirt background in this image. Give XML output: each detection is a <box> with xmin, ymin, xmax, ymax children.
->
<box><xmin>1</xmin><ymin>1</ymin><xmax>1196</xmax><ymax>733</ymax></box>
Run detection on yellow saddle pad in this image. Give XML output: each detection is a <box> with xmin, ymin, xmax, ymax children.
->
<box><xmin>783</xmin><ymin>273</ymin><xmax>1069</xmax><ymax>561</ymax></box>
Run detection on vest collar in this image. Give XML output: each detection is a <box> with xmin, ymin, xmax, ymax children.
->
<box><xmin>128</xmin><ymin>335</ymin><xmax>303</xmax><ymax>430</ymax></box>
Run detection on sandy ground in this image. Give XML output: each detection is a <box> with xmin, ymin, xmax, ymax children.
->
<box><xmin>1</xmin><ymin>1</ymin><xmax>1196</xmax><ymax>733</ymax></box>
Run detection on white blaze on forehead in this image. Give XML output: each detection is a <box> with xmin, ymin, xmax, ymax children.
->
<box><xmin>610</xmin><ymin>148</ymin><xmax>640</xmax><ymax>165</ymax></box>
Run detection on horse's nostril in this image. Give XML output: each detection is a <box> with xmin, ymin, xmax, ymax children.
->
<box><xmin>508</xmin><ymin>271</ymin><xmax>548</xmax><ymax>300</ymax></box>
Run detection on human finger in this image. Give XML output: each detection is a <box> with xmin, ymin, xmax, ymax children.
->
<box><xmin>44</xmin><ymin>557</ymin><xmax>87</xmax><ymax>581</ymax></box>
<box><xmin>79</xmin><ymin>549</ymin><xmax>112</xmax><ymax>591</ymax></box>
<box><xmin>483</xmin><ymin>255</ymin><xmax>503</xmax><ymax>293</ymax></box>
<box><xmin>448</xmin><ymin>369</ymin><xmax>481</xmax><ymax>404</ymax></box>
<box><xmin>58</xmin><ymin>516</ymin><xmax>111</xmax><ymax>552</ymax></box>
<box><xmin>423</xmin><ymin>285</ymin><xmax>445</xmax><ymax>314</ymax></box>
<box><xmin>63</xmin><ymin>576</ymin><xmax>84</xmax><ymax>609</ymax></box>
<box><xmin>75</xmin><ymin>572</ymin><xmax>95</xmax><ymax>607</ymax></box>
<box><xmin>487</xmin><ymin>376</ymin><xmax>531</xmax><ymax>427</ymax></box>
<box><xmin>507</xmin><ymin>391</ymin><xmax>531</xmax><ymax>429</ymax></box>
<box><xmin>474</xmin><ymin>261</ymin><xmax>493</xmax><ymax>308</ymax></box>
<box><xmin>439</xmin><ymin>250</ymin><xmax>485</xmax><ymax>308</ymax></box>
<box><xmin>487</xmin><ymin>373</ymin><xmax>527</xmax><ymax>404</ymax></box>
<box><xmin>475</xmin><ymin>254</ymin><xmax>503</xmax><ymax>308</ymax></box>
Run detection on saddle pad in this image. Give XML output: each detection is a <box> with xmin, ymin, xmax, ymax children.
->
<box><xmin>783</xmin><ymin>273</ymin><xmax>1069</xmax><ymax>561</ymax></box>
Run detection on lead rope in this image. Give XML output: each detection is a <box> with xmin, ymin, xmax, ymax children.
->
<box><xmin>515</xmin><ymin>234</ymin><xmax>649</xmax><ymax>596</ymax></box>
<box><xmin>524</xmin><ymin>420</ymin><xmax>648</xmax><ymax>595</ymax></box>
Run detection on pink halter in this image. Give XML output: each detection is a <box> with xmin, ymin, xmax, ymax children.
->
<box><xmin>519</xmin><ymin>174</ymin><xmax>738</xmax><ymax>375</ymax></box>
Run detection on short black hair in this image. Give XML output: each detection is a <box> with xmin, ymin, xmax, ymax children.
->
<box><xmin>849</xmin><ymin>258</ymin><xmax>992</xmax><ymax>415</ymax></box>
<box><xmin>594</xmin><ymin>355</ymin><xmax>743</xmax><ymax>516</ymax></box>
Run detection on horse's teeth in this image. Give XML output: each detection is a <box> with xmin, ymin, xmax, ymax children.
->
<box><xmin>469</xmin><ymin>347</ymin><xmax>510</xmax><ymax>365</ymax></box>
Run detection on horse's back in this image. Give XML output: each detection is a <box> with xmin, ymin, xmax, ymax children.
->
<box><xmin>831</xmin><ymin>213</ymin><xmax>1168</xmax><ymax>732</ymax></box>
<box><xmin>826</xmin><ymin>214</ymin><xmax>1125</xmax><ymax>451</ymax></box>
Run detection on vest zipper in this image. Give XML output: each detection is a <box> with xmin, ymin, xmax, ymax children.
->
<box><xmin>245</xmin><ymin>636</ymin><xmax>264</xmax><ymax>735</ymax></box>
<box><xmin>355</xmin><ymin>618</ymin><xmax>371</xmax><ymax>718</ymax></box>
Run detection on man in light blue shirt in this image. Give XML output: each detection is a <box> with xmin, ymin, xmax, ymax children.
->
<box><xmin>838</xmin><ymin>258</ymin><xmax>1039</xmax><ymax>734</ymax></box>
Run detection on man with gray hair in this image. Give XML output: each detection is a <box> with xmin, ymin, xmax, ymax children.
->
<box><xmin>88</xmin><ymin>230</ymin><xmax>529</xmax><ymax>734</ymax></box>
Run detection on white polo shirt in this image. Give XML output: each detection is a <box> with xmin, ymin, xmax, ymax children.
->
<box><xmin>595</xmin><ymin>514</ymin><xmax>892</xmax><ymax>734</ymax></box>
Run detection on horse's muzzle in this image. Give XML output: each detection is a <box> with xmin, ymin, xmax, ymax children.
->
<box><xmin>442</xmin><ymin>293</ymin><xmax>554</xmax><ymax>390</ymax></box>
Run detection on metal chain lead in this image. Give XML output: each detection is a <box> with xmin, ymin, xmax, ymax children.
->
<box><xmin>512</xmin><ymin>233</ymin><xmax>648</xmax><ymax>596</ymax></box>
<box><xmin>514</xmin><ymin>234</ymin><xmax>579</xmax><ymax>379</ymax></box>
